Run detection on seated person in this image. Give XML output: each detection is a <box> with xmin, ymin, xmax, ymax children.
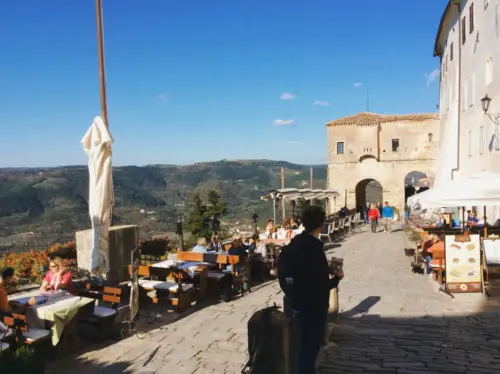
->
<box><xmin>266</xmin><ymin>227</ymin><xmax>277</xmax><ymax>240</ymax></box>
<box><xmin>192</xmin><ymin>237</ymin><xmax>209</xmax><ymax>253</ymax></box>
<box><xmin>467</xmin><ymin>211</ymin><xmax>479</xmax><ymax>225</ymax></box>
<box><xmin>276</xmin><ymin>226</ymin><xmax>287</xmax><ymax>239</ymax></box>
<box><xmin>420</xmin><ymin>235</ymin><xmax>438</xmax><ymax>276</ymax></box>
<box><xmin>248</xmin><ymin>235</ymin><xmax>269</xmax><ymax>282</ymax></box>
<box><xmin>248</xmin><ymin>234</ymin><xmax>267</xmax><ymax>258</ymax></box>
<box><xmin>265</xmin><ymin>220</ymin><xmax>274</xmax><ymax>238</ymax></box>
<box><xmin>0</xmin><ymin>267</ymin><xmax>36</xmax><ymax>313</ymax></box>
<box><xmin>285</xmin><ymin>227</ymin><xmax>296</xmax><ymax>240</ymax></box>
<box><xmin>207</xmin><ymin>235</ymin><xmax>221</xmax><ymax>252</ymax></box>
<box><xmin>40</xmin><ymin>257</ymin><xmax>75</xmax><ymax>295</ymax></box>
<box><xmin>228</xmin><ymin>236</ymin><xmax>248</xmax><ymax>259</ymax></box>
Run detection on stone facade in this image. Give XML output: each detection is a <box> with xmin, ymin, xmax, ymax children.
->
<box><xmin>434</xmin><ymin>0</ymin><xmax>500</xmax><ymax>221</ymax></box>
<box><xmin>326</xmin><ymin>112</ymin><xmax>440</xmax><ymax>212</ymax></box>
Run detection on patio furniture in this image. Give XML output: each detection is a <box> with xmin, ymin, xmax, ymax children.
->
<box><xmin>319</xmin><ymin>222</ymin><xmax>334</xmax><ymax>244</ymax></box>
<box><xmin>0</xmin><ymin>312</ymin><xmax>51</xmax><ymax>346</ymax></box>
<box><xmin>8</xmin><ymin>291</ymin><xmax>95</xmax><ymax>347</ymax></box>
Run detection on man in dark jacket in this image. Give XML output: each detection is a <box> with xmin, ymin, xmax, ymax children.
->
<box><xmin>284</xmin><ymin>205</ymin><xmax>344</xmax><ymax>374</ymax></box>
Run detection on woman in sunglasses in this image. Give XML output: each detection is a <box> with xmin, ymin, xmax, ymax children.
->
<box><xmin>40</xmin><ymin>257</ymin><xmax>75</xmax><ymax>295</ymax></box>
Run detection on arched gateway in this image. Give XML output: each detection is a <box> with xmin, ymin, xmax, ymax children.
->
<box><xmin>325</xmin><ymin>112</ymin><xmax>439</xmax><ymax>213</ymax></box>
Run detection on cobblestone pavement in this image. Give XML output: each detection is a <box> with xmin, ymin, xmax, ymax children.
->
<box><xmin>318</xmin><ymin>224</ymin><xmax>500</xmax><ymax>374</ymax></box>
<box><xmin>47</xmin><ymin>224</ymin><xmax>500</xmax><ymax>373</ymax></box>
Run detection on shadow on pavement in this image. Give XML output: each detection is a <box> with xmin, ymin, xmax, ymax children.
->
<box><xmin>341</xmin><ymin>296</ymin><xmax>381</xmax><ymax>317</ymax></box>
<box><xmin>47</xmin><ymin>358</ymin><xmax>132</xmax><ymax>374</ymax></box>
<box><xmin>320</xmin><ymin>305</ymin><xmax>500</xmax><ymax>374</ymax></box>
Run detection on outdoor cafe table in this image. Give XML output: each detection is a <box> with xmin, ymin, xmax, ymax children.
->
<box><xmin>151</xmin><ymin>260</ymin><xmax>216</xmax><ymax>277</ymax></box>
<box><xmin>9</xmin><ymin>290</ymin><xmax>95</xmax><ymax>345</ymax></box>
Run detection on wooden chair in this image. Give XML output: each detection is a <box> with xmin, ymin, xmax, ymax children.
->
<box><xmin>1</xmin><ymin>312</ymin><xmax>50</xmax><ymax>346</ymax></box>
<box><xmin>227</xmin><ymin>255</ymin><xmax>251</xmax><ymax>296</ymax></box>
<box><xmin>78</xmin><ymin>286</ymin><xmax>125</xmax><ymax>342</ymax></box>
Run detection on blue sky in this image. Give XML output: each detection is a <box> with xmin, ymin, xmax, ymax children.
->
<box><xmin>0</xmin><ymin>0</ymin><xmax>445</xmax><ymax>167</ymax></box>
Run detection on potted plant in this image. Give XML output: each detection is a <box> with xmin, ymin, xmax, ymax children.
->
<box><xmin>404</xmin><ymin>229</ymin><xmax>422</xmax><ymax>256</ymax></box>
<box><xmin>0</xmin><ymin>346</ymin><xmax>46</xmax><ymax>374</ymax></box>
<box><xmin>138</xmin><ymin>237</ymin><xmax>170</xmax><ymax>256</ymax></box>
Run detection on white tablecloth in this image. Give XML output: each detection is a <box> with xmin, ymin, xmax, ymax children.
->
<box><xmin>152</xmin><ymin>260</ymin><xmax>209</xmax><ymax>277</ymax></box>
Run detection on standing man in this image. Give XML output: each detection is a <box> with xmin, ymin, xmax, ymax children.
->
<box><xmin>381</xmin><ymin>201</ymin><xmax>394</xmax><ymax>233</ymax></box>
<box><xmin>278</xmin><ymin>205</ymin><xmax>344</xmax><ymax>374</ymax></box>
<box><xmin>363</xmin><ymin>202</ymin><xmax>370</xmax><ymax>224</ymax></box>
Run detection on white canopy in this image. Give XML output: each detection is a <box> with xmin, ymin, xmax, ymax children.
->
<box><xmin>416</xmin><ymin>172</ymin><xmax>500</xmax><ymax>208</ymax></box>
<box><xmin>80</xmin><ymin>116</ymin><xmax>114</xmax><ymax>274</ymax></box>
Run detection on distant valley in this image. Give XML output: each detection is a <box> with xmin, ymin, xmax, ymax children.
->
<box><xmin>0</xmin><ymin>160</ymin><xmax>326</xmax><ymax>250</ymax></box>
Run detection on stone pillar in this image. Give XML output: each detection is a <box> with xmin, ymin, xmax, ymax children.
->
<box><xmin>76</xmin><ymin>225</ymin><xmax>139</xmax><ymax>284</ymax></box>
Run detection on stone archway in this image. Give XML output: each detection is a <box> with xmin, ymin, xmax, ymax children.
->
<box><xmin>404</xmin><ymin>171</ymin><xmax>430</xmax><ymax>203</ymax></box>
<box><xmin>355</xmin><ymin>179</ymin><xmax>383</xmax><ymax>210</ymax></box>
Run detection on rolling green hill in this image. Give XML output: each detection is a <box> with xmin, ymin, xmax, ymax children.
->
<box><xmin>0</xmin><ymin>160</ymin><xmax>326</xmax><ymax>249</ymax></box>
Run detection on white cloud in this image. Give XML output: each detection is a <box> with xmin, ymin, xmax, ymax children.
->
<box><xmin>314</xmin><ymin>100</ymin><xmax>330</xmax><ymax>107</ymax></box>
<box><xmin>158</xmin><ymin>93</ymin><xmax>168</xmax><ymax>103</ymax></box>
<box><xmin>280</xmin><ymin>92</ymin><xmax>295</xmax><ymax>100</ymax></box>
<box><xmin>284</xmin><ymin>140</ymin><xmax>301</xmax><ymax>145</ymax></box>
<box><xmin>274</xmin><ymin>119</ymin><xmax>295</xmax><ymax>126</ymax></box>
<box><xmin>353</xmin><ymin>82</ymin><xmax>363</xmax><ymax>88</ymax></box>
<box><xmin>425</xmin><ymin>68</ymin><xmax>440</xmax><ymax>86</ymax></box>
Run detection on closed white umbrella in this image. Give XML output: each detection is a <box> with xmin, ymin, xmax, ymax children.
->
<box><xmin>81</xmin><ymin>116</ymin><xmax>114</xmax><ymax>274</ymax></box>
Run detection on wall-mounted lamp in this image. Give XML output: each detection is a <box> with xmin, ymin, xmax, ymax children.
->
<box><xmin>481</xmin><ymin>94</ymin><xmax>500</xmax><ymax>151</ymax></box>
<box><xmin>481</xmin><ymin>94</ymin><xmax>491</xmax><ymax>113</ymax></box>
<box><xmin>428</xmin><ymin>132</ymin><xmax>433</xmax><ymax>143</ymax></box>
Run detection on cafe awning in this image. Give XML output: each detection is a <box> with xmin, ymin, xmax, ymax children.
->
<box><xmin>261</xmin><ymin>188</ymin><xmax>340</xmax><ymax>201</ymax></box>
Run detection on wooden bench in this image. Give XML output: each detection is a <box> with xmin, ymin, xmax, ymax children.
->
<box><xmin>148</xmin><ymin>266</ymin><xmax>199</xmax><ymax>313</ymax></box>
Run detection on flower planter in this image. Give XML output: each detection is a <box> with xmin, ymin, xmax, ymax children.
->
<box><xmin>139</xmin><ymin>241</ymin><xmax>169</xmax><ymax>256</ymax></box>
<box><xmin>404</xmin><ymin>248</ymin><xmax>416</xmax><ymax>257</ymax></box>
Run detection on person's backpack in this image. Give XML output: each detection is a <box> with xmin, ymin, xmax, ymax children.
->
<box><xmin>277</xmin><ymin>239</ymin><xmax>300</xmax><ymax>296</ymax></box>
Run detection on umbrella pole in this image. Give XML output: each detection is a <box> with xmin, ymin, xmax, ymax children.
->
<box><xmin>95</xmin><ymin>0</ymin><xmax>114</xmax><ymax>225</ymax></box>
<box><xmin>96</xmin><ymin>0</ymin><xmax>108</xmax><ymax>126</ymax></box>
<box><xmin>484</xmin><ymin>206</ymin><xmax>488</xmax><ymax>237</ymax></box>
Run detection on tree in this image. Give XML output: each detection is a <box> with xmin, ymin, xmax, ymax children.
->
<box><xmin>185</xmin><ymin>193</ymin><xmax>210</xmax><ymax>239</ymax></box>
<box><xmin>185</xmin><ymin>189</ymin><xmax>228</xmax><ymax>239</ymax></box>
<box><xmin>311</xmin><ymin>198</ymin><xmax>323</xmax><ymax>207</ymax></box>
<box><xmin>295</xmin><ymin>198</ymin><xmax>310</xmax><ymax>219</ymax></box>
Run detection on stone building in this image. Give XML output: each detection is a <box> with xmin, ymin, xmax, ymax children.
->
<box><xmin>326</xmin><ymin>112</ymin><xmax>440</xmax><ymax>213</ymax></box>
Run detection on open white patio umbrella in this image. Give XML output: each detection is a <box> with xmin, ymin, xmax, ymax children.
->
<box><xmin>81</xmin><ymin>116</ymin><xmax>114</xmax><ymax>274</ymax></box>
<box><xmin>419</xmin><ymin>172</ymin><xmax>500</xmax><ymax>207</ymax></box>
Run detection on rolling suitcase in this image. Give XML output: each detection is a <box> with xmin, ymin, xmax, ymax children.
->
<box><xmin>243</xmin><ymin>303</ymin><xmax>299</xmax><ymax>374</ymax></box>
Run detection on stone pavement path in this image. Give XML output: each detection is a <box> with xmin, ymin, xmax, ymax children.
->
<box><xmin>318</xmin><ymin>224</ymin><xmax>500</xmax><ymax>374</ymax></box>
<box><xmin>46</xmin><ymin>224</ymin><xmax>500</xmax><ymax>374</ymax></box>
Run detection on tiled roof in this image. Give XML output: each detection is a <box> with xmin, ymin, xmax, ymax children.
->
<box><xmin>325</xmin><ymin>112</ymin><xmax>439</xmax><ymax>127</ymax></box>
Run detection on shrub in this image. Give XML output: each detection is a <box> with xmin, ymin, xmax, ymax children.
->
<box><xmin>0</xmin><ymin>250</ymin><xmax>49</xmax><ymax>284</ymax></box>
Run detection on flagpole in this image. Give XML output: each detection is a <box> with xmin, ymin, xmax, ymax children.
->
<box><xmin>95</xmin><ymin>0</ymin><xmax>114</xmax><ymax>227</ymax></box>
<box><xmin>96</xmin><ymin>0</ymin><xmax>108</xmax><ymax>128</ymax></box>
